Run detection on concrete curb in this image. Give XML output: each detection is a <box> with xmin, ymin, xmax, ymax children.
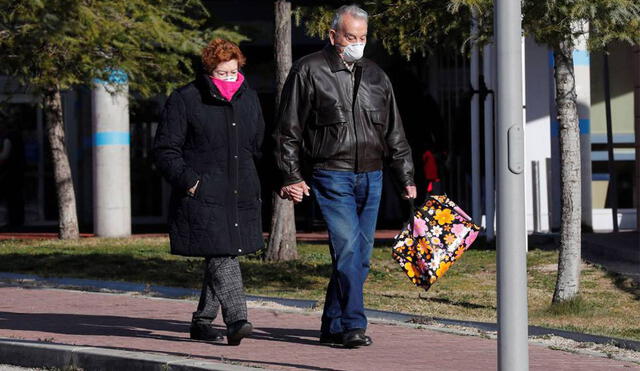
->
<box><xmin>0</xmin><ymin>338</ymin><xmax>263</xmax><ymax>371</ymax></box>
<box><xmin>363</xmin><ymin>308</ymin><xmax>640</xmax><ymax>352</ymax></box>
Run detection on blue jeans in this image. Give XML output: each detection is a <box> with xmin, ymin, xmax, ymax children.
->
<box><xmin>311</xmin><ymin>169</ymin><xmax>383</xmax><ymax>334</ymax></box>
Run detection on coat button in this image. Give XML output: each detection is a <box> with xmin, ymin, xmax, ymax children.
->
<box><xmin>238</xmin><ymin>249</ymin><xmax>242</xmax><ymax>252</ymax></box>
<box><xmin>234</xmin><ymin>223</ymin><xmax>238</xmax><ymax>227</ymax></box>
<box><xmin>234</xmin><ymin>190</ymin><xmax>238</xmax><ymax>194</ymax></box>
<box><xmin>234</xmin><ymin>155</ymin><xmax>238</xmax><ymax>159</ymax></box>
<box><xmin>232</xmin><ymin>122</ymin><xmax>236</xmax><ymax>126</ymax></box>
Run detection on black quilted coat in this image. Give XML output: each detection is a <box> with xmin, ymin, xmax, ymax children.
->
<box><xmin>153</xmin><ymin>73</ymin><xmax>265</xmax><ymax>257</ymax></box>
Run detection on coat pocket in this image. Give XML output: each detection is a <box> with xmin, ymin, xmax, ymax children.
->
<box><xmin>170</xmin><ymin>196</ymin><xmax>226</xmax><ymax>256</ymax></box>
<box><xmin>238</xmin><ymin>199</ymin><xmax>264</xmax><ymax>254</ymax></box>
<box><xmin>312</xmin><ymin>107</ymin><xmax>349</xmax><ymax>159</ymax></box>
<box><xmin>368</xmin><ymin>109</ymin><xmax>388</xmax><ymax>127</ymax></box>
<box><xmin>195</xmin><ymin>172</ymin><xmax>227</xmax><ymax>206</ymax></box>
<box><xmin>187</xmin><ymin>197</ymin><xmax>228</xmax><ymax>255</ymax></box>
<box><xmin>367</xmin><ymin>109</ymin><xmax>388</xmax><ymax>155</ymax></box>
<box><xmin>316</xmin><ymin>106</ymin><xmax>348</xmax><ymax>126</ymax></box>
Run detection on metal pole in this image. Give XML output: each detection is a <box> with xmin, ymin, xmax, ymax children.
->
<box><xmin>92</xmin><ymin>70</ymin><xmax>132</xmax><ymax>237</ymax></box>
<box><xmin>634</xmin><ymin>45</ymin><xmax>640</xmax><ymax>233</ymax></box>
<box><xmin>573</xmin><ymin>24</ymin><xmax>593</xmax><ymax>231</ymax></box>
<box><xmin>471</xmin><ymin>10</ymin><xmax>482</xmax><ymax>224</ymax></box>
<box><xmin>532</xmin><ymin>160</ymin><xmax>541</xmax><ymax>233</ymax></box>
<box><xmin>521</xmin><ymin>36</ymin><xmax>529</xmax><ymax>253</ymax></box>
<box><xmin>603</xmin><ymin>50</ymin><xmax>619</xmax><ymax>232</ymax></box>
<box><xmin>495</xmin><ymin>0</ymin><xmax>529</xmax><ymax>368</ymax></box>
<box><xmin>483</xmin><ymin>44</ymin><xmax>496</xmax><ymax>241</ymax></box>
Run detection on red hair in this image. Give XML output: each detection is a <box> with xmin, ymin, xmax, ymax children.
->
<box><xmin>201</xmin><ymin>39</ymin><xmax>246</xmax><ymax>74</ymax></box>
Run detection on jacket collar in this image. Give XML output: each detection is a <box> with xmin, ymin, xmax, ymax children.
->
<box><xmin>322</xmin><ymin>44</ymin><xmax>363</xmax><ymax>73</ymax></box>
<box><xmin>196</xmin><ymin>72</ymin><xmax>247</xmax><ymax>103</ymax></box>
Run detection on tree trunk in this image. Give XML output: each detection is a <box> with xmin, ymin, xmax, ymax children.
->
<box><xmin>267</xmin><ymin>193</ymin><xmax>298</xmax><ymax>261</ymax></box>
<box><xmin>552</xmin><ymin>41</ymin><xmax>581</xmax><ymax>303</ymax></box>
<box><xmin>266</xmin><ymin>0</ymin><xmax>298</xmax><ymax>262</ymax></box>
<box><xmin>44</xmin><ymin>87</ymin><xmax>80</xmax><ymax>240</ymax></box>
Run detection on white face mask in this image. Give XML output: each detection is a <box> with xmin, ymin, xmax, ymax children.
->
<box><xmin>341</xmin><ymin>42</ymin><xmax>365</xmax><ymax>63</ymax></box>
<box><xmin>216</xmin><ymin>75</ymin><xmax>237</xmax><ymax>82</ymax></box>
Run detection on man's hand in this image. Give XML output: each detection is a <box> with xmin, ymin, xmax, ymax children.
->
<box><xmin>279</xmin><ymin>181</ymin><xmax>311</xmax><ymax>203</ymax></box>
<box><xmin>402</xmin><ymin>185</ymin><xmax>417</xmax><ymax>200</ymax></box>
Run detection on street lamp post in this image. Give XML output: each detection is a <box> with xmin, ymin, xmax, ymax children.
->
<box><xmin>495</xmin><ymin>0</ymin><xmax>529</xmax><ymax>369</ymax></box>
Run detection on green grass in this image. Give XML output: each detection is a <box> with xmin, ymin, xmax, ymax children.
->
<box><xmin>544</xmin><ymin>296</ymin><xmax>600</xmax><ymax>317</ymax></box>
<box><xmin>0</xmin><ymin>237</ymin><xmax>639</xmax><ymax>342</ymax></box>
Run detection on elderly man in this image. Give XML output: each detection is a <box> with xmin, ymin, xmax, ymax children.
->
<box><xmin>274</xmin><ymin>4</ymin><xmax>416</xmax><ymax>348</ymax></box>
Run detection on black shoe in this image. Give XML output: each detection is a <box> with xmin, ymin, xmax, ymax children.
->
<box><xmin>319</xmin><ymin>332</ymin><xmax>343</xmax><ymax>344</ymax></box>
<box><xmin>342</xmin><ymin>329</ymin><xmax>368</xmax><ymax>348</ymax></box>
<box><xmin>190</xmin><ymin>322</ymin><xmax>224</xmax><ymax>342</ymax></box>
<box><xmin>227</xmin><ymin>320</ymin><xmax>253</xmax><ymax>346</ymax></box>
<box><xmin>363</xmin><ymin>335</ymin><xmax>373</xmax><ymax>346</ymax></box>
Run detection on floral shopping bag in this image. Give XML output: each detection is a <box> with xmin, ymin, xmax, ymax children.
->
<box><xmin>391</xmin><ymin>195</ymin><xmax>481</xmax><ymax>291</ymax></box>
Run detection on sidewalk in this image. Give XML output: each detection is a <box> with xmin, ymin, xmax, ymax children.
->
<box><xmin>0</xmin><ymin>286</ymin><xmax>638</xmax><ymax>370</ymax></box>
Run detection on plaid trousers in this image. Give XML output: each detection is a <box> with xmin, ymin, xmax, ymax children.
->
<box><xmin>192</xmin><ymin>256</ymin><xmax>247</xmax><ymax>326</ymax></box>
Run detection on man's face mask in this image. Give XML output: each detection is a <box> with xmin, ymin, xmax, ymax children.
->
<box><xmin>340</xmin><ymin>42</ymin><xmax>365</xmax><ymax>63</ymax></box>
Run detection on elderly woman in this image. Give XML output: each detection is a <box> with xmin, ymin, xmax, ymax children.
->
<box><xmin>153</xmin><ymin>39</ymin><xmax>264</xmax><ymax>346</ymax></box>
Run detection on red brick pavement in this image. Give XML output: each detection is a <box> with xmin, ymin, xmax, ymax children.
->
<box><xmin>0</xmin><ymin>287</ymin><xmax>637</xmax><ymax>370</ymax></box>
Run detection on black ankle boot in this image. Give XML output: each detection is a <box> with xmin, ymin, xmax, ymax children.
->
<box><xmin>190</xmin><ymin>322</ymin><xmax>224</xmax><ymax>342</ymax></box>
<box><xmin>227</xmin><ymin>320</ymin><xmax>253</xmax><ymax>346</ymax></box>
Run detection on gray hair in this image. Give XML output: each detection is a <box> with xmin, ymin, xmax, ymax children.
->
<box><xmin>330</xmin><ymin>5</ymin><xmax>368</xmax><ymax>31</ymax></box>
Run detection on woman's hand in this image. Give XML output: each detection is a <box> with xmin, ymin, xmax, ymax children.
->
<box><xmin>187</xmin><ymin>180</ymin><xmax>200</xmax><ymax>197</ymax></box>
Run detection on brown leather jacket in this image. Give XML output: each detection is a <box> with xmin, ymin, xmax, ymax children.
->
<box><xmin>274</xmin><ymin>45</ymin><xmax>414</xmax><ymax>187</ymax></box>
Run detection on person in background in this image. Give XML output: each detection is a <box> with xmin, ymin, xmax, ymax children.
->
<box><xmin>153</xmin><ymin>39</ymin><xmax>265</xmax><ymax>346</ymax></box>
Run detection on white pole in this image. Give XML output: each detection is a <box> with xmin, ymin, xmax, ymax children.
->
<box><xmin>471</xmin><ymin>11</ymin><xmax>482</xmax><ymax>224</ymax></box>
<box><xmin>92</xmin><ymin>70</ymin><xmax>131</xmax><ymax>237</ymax></box>
<box><xmin>483</xmin><ymin>43</ymin><xmax>495</xmax><ymax>241</ymax></box>
<box><xmin>495</xmin><ymin>0</ymin><xmax>529</xmax><ymax>368</ymax></box>
<box><xmin>573</xmin><ymin>22</ymin><xmax>593</xmax><ymax>230</ymax></box>
<box><xmin>522</xmin><ymin>36</ymin><xmax>529</xmax><ymax>252</ymax></box>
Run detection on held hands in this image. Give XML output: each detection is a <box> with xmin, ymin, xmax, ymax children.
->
<box><xmin>402</xmin><ymin>185</ymin><xmax>417</xmax><ymax>200</ymax></box>
<box><xmin>279</xmin><ymin>182</ymin><xmax>413</xmax><ymax>202</ymax></box>
<box><xmin>279</xmin><ymin>181</ymin><xmax>311</xmax><ymax>204</ymax></box>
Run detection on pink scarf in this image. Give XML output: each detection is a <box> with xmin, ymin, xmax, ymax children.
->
<box><xmin>211</xmin><ymin>72</ymin><xmax>245</xmax><ymax>101</ymax></box>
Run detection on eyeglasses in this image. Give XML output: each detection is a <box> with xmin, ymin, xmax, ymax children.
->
<box><xmin>212</xmin><ymin>70</ymin><xmax>238</xmax><ymax>78</ymax></box>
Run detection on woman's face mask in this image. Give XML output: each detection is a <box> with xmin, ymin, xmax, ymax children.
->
<box><xmin>212</xmin><ymin>59</ymin><xmax>239</xmax><ymax>82</ymax></box>
<box><xmin>217</xmin><ymin>75</ymin><xmax>237</xmax><ymax>82</ymax></box>
<box><xmin>212</xmin><ymin>72</ymin><xmax>238</xmax><ymax>82</ymax></box>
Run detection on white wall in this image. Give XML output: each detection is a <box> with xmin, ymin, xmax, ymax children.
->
<box><xmin>524</xmin><ymin>38</ymin><xmax>553</xmax><ymax>232</ymax></box>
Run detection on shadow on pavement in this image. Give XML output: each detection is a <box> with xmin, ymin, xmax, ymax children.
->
<box><xmin>0</xmin><ymin>311</ymin><xmax>353</xmax><ymax>370</ymax></box>
<box><xmin>0</xmin><ymin>311</ymin><xmax>193</xmax><ymax>343</ymax></box>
